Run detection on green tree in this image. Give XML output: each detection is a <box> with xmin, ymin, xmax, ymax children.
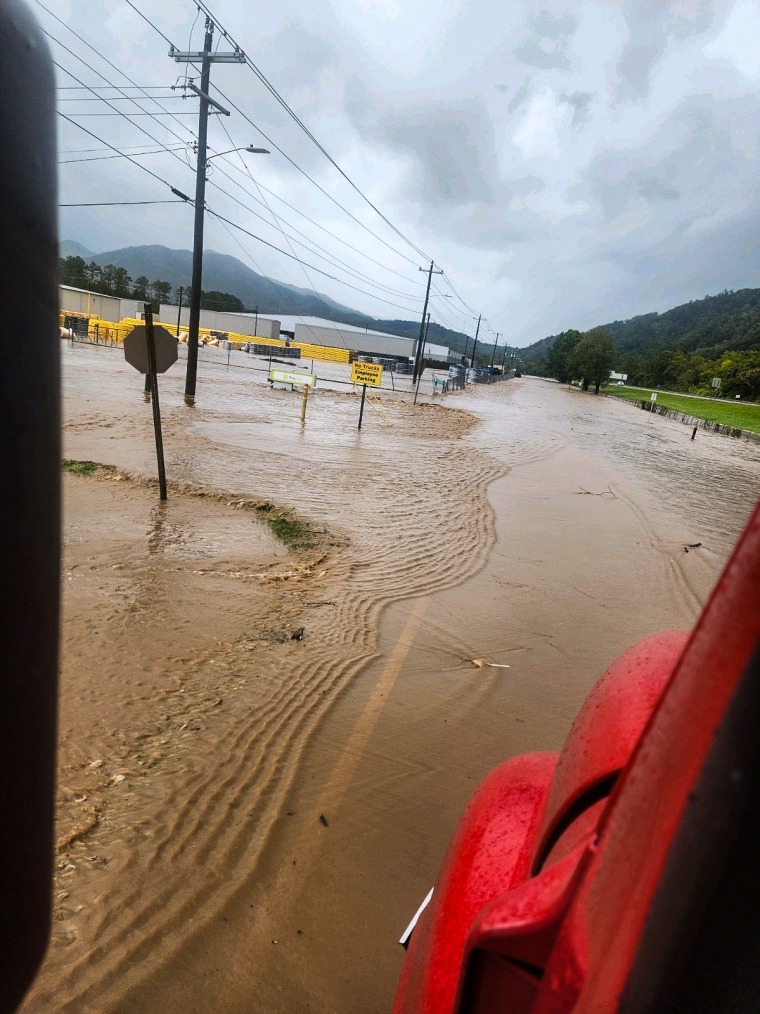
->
<box><xmin>100</xmin><ymin>263</ymin><xmax>116</xmax><ymax>293</ymax></box>
<box><xmin>112</xmin><ymin>267</ymin><xmax>132</xmax><ymax>298</ymax></box>
<box><xmin>132</xmin><ymin>276</ymin><xmax>150</xmax><ymax>301</ymax></box>
<box><xmin>83</xmin><ymin>260</ymin><xmax>101</xmax><ymax>288</ymax></box>
<box><xmin>150</xmin><ymin>280</ymin><xmax>172</xmax><ymax>305</ymax></box>
<box><xmin>59</xmin><ymin>255</ymin><xmax>87</xmax><ymax>288</ymax></box>
<box><xmin>546</xmin><ymin>329</ymin><xmax>583</xmax><ymax>383</ymax></box>
<box><xmin>569</xmin><ymin>326</ymin><xmax>616</xmax><ymax>394</ymax></box>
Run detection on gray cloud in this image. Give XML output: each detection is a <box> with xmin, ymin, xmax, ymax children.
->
<box><xmin>514</xmin><ymin>10</ymin><xmax>577</xmax><ymax>70</ymax></box>
<box><xmin>507</xmin><ymin>78</ymin><xmax>533</xmax><ymax>114</ymax></box>
<box><xmin>617</xmin><ymin>0</ymin><xmax>719</xmax><ymax>101</ymax></box>
<box><xmin>346</xmin><ymin>84</ymin><xmax>503</xmax><ymax>208</ymax></box>
<box><xmin>42</xmin><ymin>0</ymin><xmax>760</xmax><ymax>345</ymax></box>
<box><xmin>560</xmin><ymin>90</ymin><xmax>593</xmax><ymax>128</ymax></box>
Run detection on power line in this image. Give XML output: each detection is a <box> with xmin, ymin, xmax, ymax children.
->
<box><xmin>59</xmin><ymin>143</ymin><xmax>181</xmax><ymax>154</ymax></box>
<box><xmin>208</xmin><ymin>154</ymin><xmax>414</xmax><ymax>284</ymax></box>
<box><xmin>57</xmin><ymin>85</ymin><xmax>178</xmax><ymax>91</ymax></box>
<box><xmin>193</xmin><ymin>0</ymin><xmax>432</xmax><ymax>263</ymax></box>
<box><xmin>56</xmin><ymin>112</ymin><xmax>191</xmax><ymax>197</ymax></box>
<box><xmin>60</xmin><ymin>200</ymin><xmax>186</xmax><ymax>207</ymax></box>
<box><xmin>209</xmin><ymin>124</ymin><xmax>422</xmax><ymax>300</ymax></box>
<box><xmin>59</xmin><ymin>146</ymin><xmax>187</xmax><ymax>164</ymax></box>
<box><xmin>215</xmin><ymin>123</ymin><xmax>406</xmax><ymax>353</ymax></box>
<box><xmin>48</xmin><ymin>50</ymin><xmax>197</xmax><ymax>178</ymax></box>
<box><xmin>208</xmin><ymin>208</ymin><xmax>422</xmax><ymax>315</ymax></box>
<box><xmin>58</xmin><ymin>95</ymin><xmax>185</xmax><ymax>101</ymax></box>
<box><xmin>34</xmin><ymin>0</ymin><xmax>198</xmax><ymax>153</ymax></box>
<box><xmin>119</xmin><ymin>0</ymin><xmax>422</xmax><ymax>284</ymax></box>
<box><xmin>122</xmin><ymin>0</ymin><xmax>175</xmax><ymax>46</ymax></box>
<box><xmin>61</xmin><ymin>0</ymin><xmax>486</xmax><ymax>340</ymax></box>
<box><xmin>118</xmin><ymin>0</ymin><xmax>430</xmax><ymax>282</ymax></box>
<box><xmin>206</xmin><ymin>79</ymin><xmax>422</xmax><ymax>270</ymax></box>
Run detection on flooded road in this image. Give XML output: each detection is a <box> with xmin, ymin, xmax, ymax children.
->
<box><xmin>23</xmin><ymin>346</ymin><xmax>759</xmax><ymax>1012</ymax></box>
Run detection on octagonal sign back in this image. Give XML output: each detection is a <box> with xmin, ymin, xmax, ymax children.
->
<box><xmin>123</xmin><ymin>324</ymin><xmax>178</xmax><ymax>374</ymax></box>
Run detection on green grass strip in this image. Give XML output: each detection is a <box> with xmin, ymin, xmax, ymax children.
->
<box><xmin>602</xmin><ymin>387</ymin><xmax>760</xmax><ymax>434</ymax></box>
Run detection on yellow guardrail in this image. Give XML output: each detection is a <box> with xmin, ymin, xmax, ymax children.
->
<box><xmin>61</xmin><ymin>312</ymin><xmax>356</xmax><ymax>365</ymax></box>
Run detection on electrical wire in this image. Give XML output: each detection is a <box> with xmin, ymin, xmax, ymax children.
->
<box><xmin>48</xmin><ymin>51</ymin><xmax>197</xmax><ymax>180</ymax></box>
<box><xmin>193</xmin><ymin>0</ymin><xmax>432</xmax><ymax>263</ymax></box>
<box><xmin>56</xmin><ymin>112</ymin><xmax>193</xmax><ymax>198</ymax></box>
<box><xmin>217</xmin><ymin>123</ymin><xmax>397</xmax><ymax>350</ymax></box>
<box><xmin>60</xmin><ymin>200</ymin><xmax>186</xmax><ymax>207</ymax></box>
<box><xmin>115</xmin><ymin>0</ymin><xmax>433</xmax><ymax>281</ymax></box>
<box><xmin>50</xmin><ymin>19</ymin><xmax>420</xmax><ymax>306</ymax></box>
<box><xmin>207</xmin><ymin>208</ymin><xmax>422</xmax><ymax>315</ymax></box>
<box><xmin>57</xmin><ymin>0</ymin><xmax>489</xmax><ymax>338</ymax></box>
<box><xmin>34</xmin><ymin>0</ymin><xmax>197</xmax><ymax>153</ymax></box>
<box><xmin>208</xmin><ymin>153</ymin><xmax>414</xmax><ymax>284</ymax></box>
<box><xmin>59</xmin><ymin>147</ymin><xmax>187</xmax><ymax>164</ymax></box>
<box><xmin>122</xmin><ymin>0</ymin><xmax>175</xmax><ymax>46</ymax></box>
<box><xmin>210</xmin><ymin>125</ymin><xmax>422</xmax><ymax>301</ymax></box>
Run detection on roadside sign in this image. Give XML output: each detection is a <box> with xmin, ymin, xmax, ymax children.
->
<box><xmin>711</xmin><ymin>377</ymin><xmax>721</xmax><ymax>389</ymax></box>
<box><xmin>123</xmin><ymin>324</ymin><xmax>178</xmax><ymax>374</ymax></box>
<box><xmin>650</xmin><ymin>392</ymin><xmax>657</xmax><ymax>402</ymax></box>
<box><xmin>269</xmin><ymin>369</ymin><xmax>316</xmax><ymax>387</ymax></box>
<box><xmin>351</xmin><ymin>361</ymin><xmax>383</xmax><ymax>386</ymax></box>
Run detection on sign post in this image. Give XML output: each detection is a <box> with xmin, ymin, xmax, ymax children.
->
<box><xmin>351</xmin><ymin>361</ymin><xmax>383</xmax><ymax>430</ymax></box>
<box><xmin>124</xmin><ymin>307</ymin><xmax>179</xmax><ymax>501</ymax></box>
<box><xmin>268</xmin><ymin>369</ymin><xmax>316</xmax><ymax>425</ymax></box>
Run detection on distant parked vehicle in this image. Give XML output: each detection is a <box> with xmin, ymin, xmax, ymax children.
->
<box><xmin>617</xmin><ymin>380</ymin><xmax>625</xmax><ymax>386</ymax></box>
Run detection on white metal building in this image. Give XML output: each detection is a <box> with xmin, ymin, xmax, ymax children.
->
<box><xmin>60</xmin><ymin>285</ymin><xmax>121</xmax><ymax>320</ymax></box>
<box><xmin>277</xmin><ymin>315</ymin><xmax>416</xmax><ymax>359</ymax></box>
<box><xmin>153</xmin><ymin>305</ymin><xmax>280</xmax><ymax>339</ymax></box>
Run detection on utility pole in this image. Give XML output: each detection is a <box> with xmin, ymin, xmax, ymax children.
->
<box><xmin>490</xmin><ymin>332</ymin><xmax>501</xmax><ymax>368</ymax></box>
<box><xmin>170</xmin><ymin>20</ymin><xmax>245</xmax><ymax>405</ymax></box>
<box><xmin>413</xmin><ymin>261</ymin><xmax>442</xmax><ymax>384</ymax></box>
<box><xmin>421</xmin><ymin>312</ymin><xmax>431</xmax><ymax>362</ymax></box>
<box><xmin>470</xmin><ymin>314</ymin><xmax>482</xmax><ymax>369</ymax></box>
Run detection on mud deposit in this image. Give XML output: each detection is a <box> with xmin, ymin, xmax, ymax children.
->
<box><xmin>21</xmin><ymin>347</ymin><xmax>759</xmax><ymax>1012</ymax></box>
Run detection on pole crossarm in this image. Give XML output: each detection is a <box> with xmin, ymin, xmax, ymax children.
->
<box><xmin>169</xmin><ymin>49</ymin><xmax>246</xmax><ymax>64</ymax></box>
<box><xmin>183</xmin><ymin>83</ymin><xmax>230</xmax><ymax>116</ymax></box>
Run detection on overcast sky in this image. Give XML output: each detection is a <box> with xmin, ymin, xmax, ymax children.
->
<box><xmin>42</xmin><ymin>0</ymin><xmax>760</xmax><ymax>346</ymax></box>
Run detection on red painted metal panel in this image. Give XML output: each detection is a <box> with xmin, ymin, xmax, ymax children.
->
<box><xmin>393</xmin><ymin>499</ymin><xmax>760</xmax><ymax>1013</ymax></box>
<box><xmin>392</xmin><ymin>754</ymin><xmax>557</xmax><ymax>1014</ymax></box>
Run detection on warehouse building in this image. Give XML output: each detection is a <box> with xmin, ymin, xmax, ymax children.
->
<box><xmin>59</xmin><ymin>286</ymin><xmax>281</xmax><ymax>339</ymax></box>
<box><xmin>60</xmin><ymin>285</ymin><xmax>121</xmax><ymax>321</ymax></box>
<box><xmin>58</xmin><ymin>288</ymin><xmax>454</xmax><ymax>361</ymax></box>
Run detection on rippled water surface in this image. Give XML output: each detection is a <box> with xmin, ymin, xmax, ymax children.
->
<box><xmin>29</xmin><ymin>346</ymin><xmax>758</xmax><ymax>1014</ymax></box>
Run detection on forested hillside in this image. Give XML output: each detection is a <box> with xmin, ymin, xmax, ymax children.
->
<box><xmin>522</xmin><ymin>288</ymin><xmax>760</xmax><ymax>400</ymax></box>
<box><xmin>523</xmin><ymin>288</ymin><xmax>760</xmax><ymax>365</ymax></box>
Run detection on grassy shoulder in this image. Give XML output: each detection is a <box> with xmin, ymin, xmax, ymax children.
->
<box><xmin>601</xmin><ymin>387</ymin><xmax>760</xmax><ymax>434</ymax></box>
<box><xmin>62</xmin><ymin>459</ymin><xmax>331</xmax><ymax>551</ymax></box>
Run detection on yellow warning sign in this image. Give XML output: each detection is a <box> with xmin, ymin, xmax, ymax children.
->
<box><xmin>351</xmin><ymin>361</ymin><xmax>383</xmax><ymax>386</ymax></box>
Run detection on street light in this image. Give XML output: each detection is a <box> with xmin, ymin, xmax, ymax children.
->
<box><xmin>206</xmin><ymin>144</ymin><xmax>270</xmax><ymax>167</ymax></box>
<box><xmin>185</xmin><ymin>144</ymin><xmax>270</xmax><ymax>404</ymax></box>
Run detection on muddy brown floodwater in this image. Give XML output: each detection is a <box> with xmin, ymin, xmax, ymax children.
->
<box><xmin>21</xmin><ymin>345</ymin><xmax>760</xmax><ymax>1013</ymax></box>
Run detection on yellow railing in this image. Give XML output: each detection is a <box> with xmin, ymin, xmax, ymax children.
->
<box><xmin>61</xmin><ymin>312</ymin><xmax>355</xmax><ymax>364</ymax></box>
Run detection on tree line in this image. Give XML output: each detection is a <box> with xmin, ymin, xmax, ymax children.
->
<box><xmin>526</xmin><ymin>328</ymin><xmax>760</xmax><ymax>401</ymax></box>
<box><xmin>59</xmin><ymin>255</ymin><xmax>246</xmax><ymax>314</ymax></box>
